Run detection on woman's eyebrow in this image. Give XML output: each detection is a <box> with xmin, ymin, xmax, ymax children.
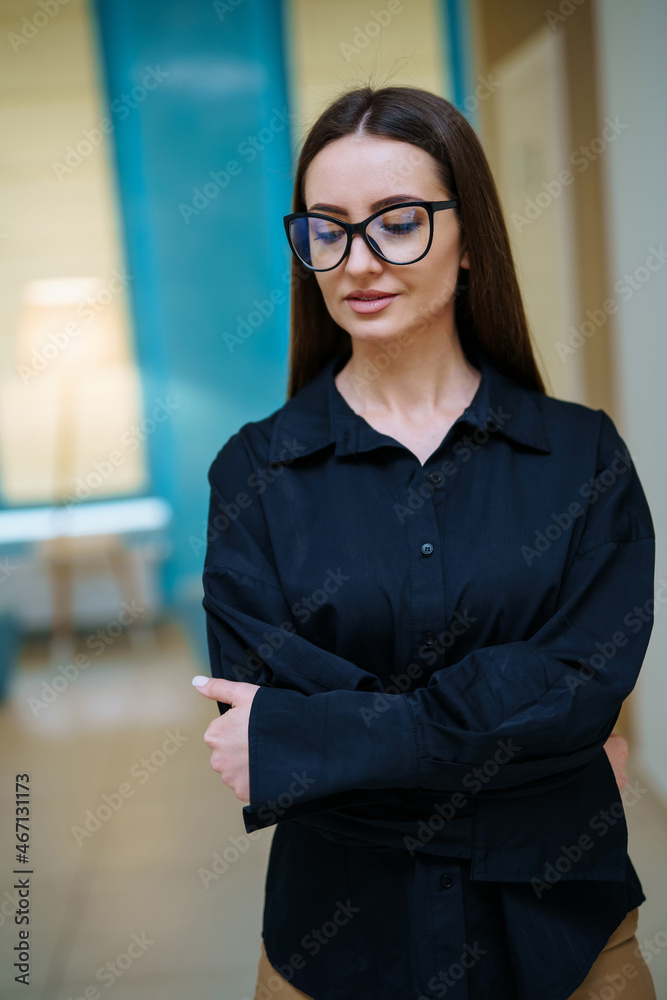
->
<box><xmin>307</xmin><ymin>194</ymin><xmax>424</xmax><ymax>214</ymax></box>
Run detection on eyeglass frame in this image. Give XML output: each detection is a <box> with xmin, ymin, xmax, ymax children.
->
<box><xmin>283</xmin><ymin>199</ymin><xmax>461</xmax><ymax>271</ymax></box>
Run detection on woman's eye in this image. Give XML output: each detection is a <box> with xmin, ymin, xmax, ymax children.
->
<box><xmin>314</xmin><ymin>229</ymin><xmax>344</xmax><ymax>243</ymax></box>
<box><xmin>380</xmin><ymin>220</ymin><xmax>422</xmax><ymax>236</ymax></box>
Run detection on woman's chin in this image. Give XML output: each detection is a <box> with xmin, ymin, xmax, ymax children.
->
<box><xmin>341</xmin><ymin>316</ymin><xmax>412</xmax><ymax>345</ymax></box>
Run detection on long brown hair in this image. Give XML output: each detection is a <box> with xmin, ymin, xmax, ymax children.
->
<box><xmin>286</xmin><ymin>84</ymin><xmax>546</xmax><ymax>399</ymax></box>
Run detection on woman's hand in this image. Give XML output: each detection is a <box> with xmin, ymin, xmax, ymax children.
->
<box><xmin>603</xmin><ymin>731</ymin><xmax>629</xmax><ymax>790</ymax></box>
<box><xmin>192</xmin><ymin>676</ymin><xmax>260</xmax><ymax>802</ymax></box>
<box><xmin>192</xmin><ymin>676</ymin><xmax>630</xmax><ymax>800</ymax></box>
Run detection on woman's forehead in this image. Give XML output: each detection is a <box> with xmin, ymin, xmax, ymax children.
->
<box><xmin>304</xmin><ymin>136</ymin><xmax>442</xmax><ymax>204</ymax></box>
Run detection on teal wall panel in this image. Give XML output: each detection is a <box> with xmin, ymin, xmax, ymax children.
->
<box><xmin>92</xmin><ymin>0</ymin><xmax>294</xmax><ymax>617</ymax></box>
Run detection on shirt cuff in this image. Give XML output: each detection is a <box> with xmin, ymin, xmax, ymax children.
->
<box><xmin>243</xmin><ymin>684</ymin><xmax>421</xmax><ymax>830</ymax></box>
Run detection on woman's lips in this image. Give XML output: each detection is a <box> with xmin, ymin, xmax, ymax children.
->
<box><xmin>345</xmin><ymin>293</ymin><xmax>398</xmax><ymax>314</ymax></box>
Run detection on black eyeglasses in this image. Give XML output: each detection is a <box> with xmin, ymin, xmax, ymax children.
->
<box><xmin>283</xmin><ymin>199</ymin><xmax>460</xmax><ymax>271</ymax></box>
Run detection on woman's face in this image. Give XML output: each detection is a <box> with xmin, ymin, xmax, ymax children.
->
<box><xmin>302</xmin><ymin>135</ymin><xmax>468</xmax><ymax>346</ymax></box>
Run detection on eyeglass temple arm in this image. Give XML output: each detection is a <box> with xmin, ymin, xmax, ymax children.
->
<box><xmin>432</xmin><ymin>199</ymin><xmax>459</xmax><ymax>211</ymax></box>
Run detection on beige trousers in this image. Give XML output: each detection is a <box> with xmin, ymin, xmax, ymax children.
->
<box><xmin>565</xmin><ymin>907</ymin><xmax>656</xmax><ymax>1000</ymax></box>
<box><xmin>253</xmin><ymin>906</ymin><xmax>657</xmax><ymax>999</ymax></box>
<box><xmin>253</xmin><ymin>938</ymin><xmax>313</xmax><ymax>1000</ymax></box>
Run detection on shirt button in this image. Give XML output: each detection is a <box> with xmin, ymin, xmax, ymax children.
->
<box><xmin>422</xmin><ymin>631</ymin><xmax>435</xmax><ymax>645</ymax></box>
<box><xmin>428</xmin><ymin>471</ymin><xmax>444</xmax><ymax>485</ymax></box>
<box><xmin>439</xmin><ymin>873</ymin><xmax>454</xmax><ymax>890</ymax></box>
<box><xmin>421</xmin><ymin>542</ymin><xmax>434</xmax><ymax>556</ymax></box>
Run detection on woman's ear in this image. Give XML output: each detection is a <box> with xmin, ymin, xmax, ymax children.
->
<box><xmin>460</xmin><ymin>248</ymin><xmax>469</xmax><ymax>269</ymax></box>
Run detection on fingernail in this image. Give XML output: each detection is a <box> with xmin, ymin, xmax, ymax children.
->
<box><xmin>192</xmin><ymin>675</ymin><xmax>209</xmax><ymax>687</ymax></box>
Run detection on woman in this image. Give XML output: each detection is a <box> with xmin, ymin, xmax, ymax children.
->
<box><xmin>193</xmin><ymin>86</ymin><xmax>657</xmax><ymax>1000</ymax></box>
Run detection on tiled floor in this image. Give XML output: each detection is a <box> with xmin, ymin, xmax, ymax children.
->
<box><xmin>1</xmin><ymin>621</ymin><xmax>666</xmax><ymax>999</ymax></box>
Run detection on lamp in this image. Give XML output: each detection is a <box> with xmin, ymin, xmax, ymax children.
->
<box><xmin>13</xmin><ymin>277</ymin><xmax>129</xmax><ymax>501</ymax></box>
<box><xmin>3</xmin><ymin>277</ymin><xmax>147</xmax><ymax>654</ymax></box>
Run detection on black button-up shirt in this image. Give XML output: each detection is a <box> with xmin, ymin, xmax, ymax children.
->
<box><xmin>202</xmin><ymin>340</ymin><xmax>655</xmax><ymax>999</ymax></box>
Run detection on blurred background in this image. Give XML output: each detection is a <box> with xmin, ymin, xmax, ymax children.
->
<box><xmin>0</xmin><ymin>0</ymin><xmax>665</xmax><ymax>997</ymax></box>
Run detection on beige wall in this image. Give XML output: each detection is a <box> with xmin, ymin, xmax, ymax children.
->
<box><xmin>471</xmin><ymin>0</ymin><xmax>615</xmax><ymax>414</ymax></box>
<box><xmin>287</xmin><ymin>0</ymin><xmax>449</xmax><ymax>148</ymax></box>
<box><xmin>0</xmin><ymin>0</ymin><xmax>144</xmax><ymax>503</ymax></box>
<box><xmin>469</xmin><ymin>0</ymin><xmax>663</xmax><ymax>767</ymax></box>
<box><xmin>486</xmin><ymin>25</ymin><xmax>582</xmax><ymax>403</ymax></box>
<box><xmin>594</xmin><ymin>0</ymin><xmax>667</xmax><ymax>807</ymax></box>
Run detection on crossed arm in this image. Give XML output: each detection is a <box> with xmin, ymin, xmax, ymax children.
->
<box><xmin>193</xmin><ymin>676</ymin><xmax>631</xmax><ymax>803</ymax></box>
<box><xmin>193</xmin><ymin>413</ymin><xmax>653</xmax><ymax>824</ymax></box>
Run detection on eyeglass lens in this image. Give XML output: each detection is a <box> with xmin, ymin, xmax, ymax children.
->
<box><xmin>289</xmin><ymin>205</ymin><xmax>431</xmax><ymax>269</ymax></box>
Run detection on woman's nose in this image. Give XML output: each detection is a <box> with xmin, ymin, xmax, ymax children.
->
<box><xmin>344</xmin><ymin>233</ymin><xmax>383</xmax><ymax>274</ymax></box>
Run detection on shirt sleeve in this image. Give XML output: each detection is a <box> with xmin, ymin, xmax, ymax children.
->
<box><xmin>201</xmin><ymin>434</ymin><xmax>388</xmax><ymax>708</ymax></box>
<box><xmin>202</xmin><ymin>428</ymin><xmax>414</xmax><ymax>824</ymax></box>
<box><xmin>205</xmin><ymin>412</ymin><xmax>655</xmax><ymax>832</ymax></box>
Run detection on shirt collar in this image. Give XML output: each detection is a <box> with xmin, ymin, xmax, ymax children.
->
<box><xmin>268</xmin><ymin>341</ymin><xmax>551</xmax><ymax>464</ymax></box>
